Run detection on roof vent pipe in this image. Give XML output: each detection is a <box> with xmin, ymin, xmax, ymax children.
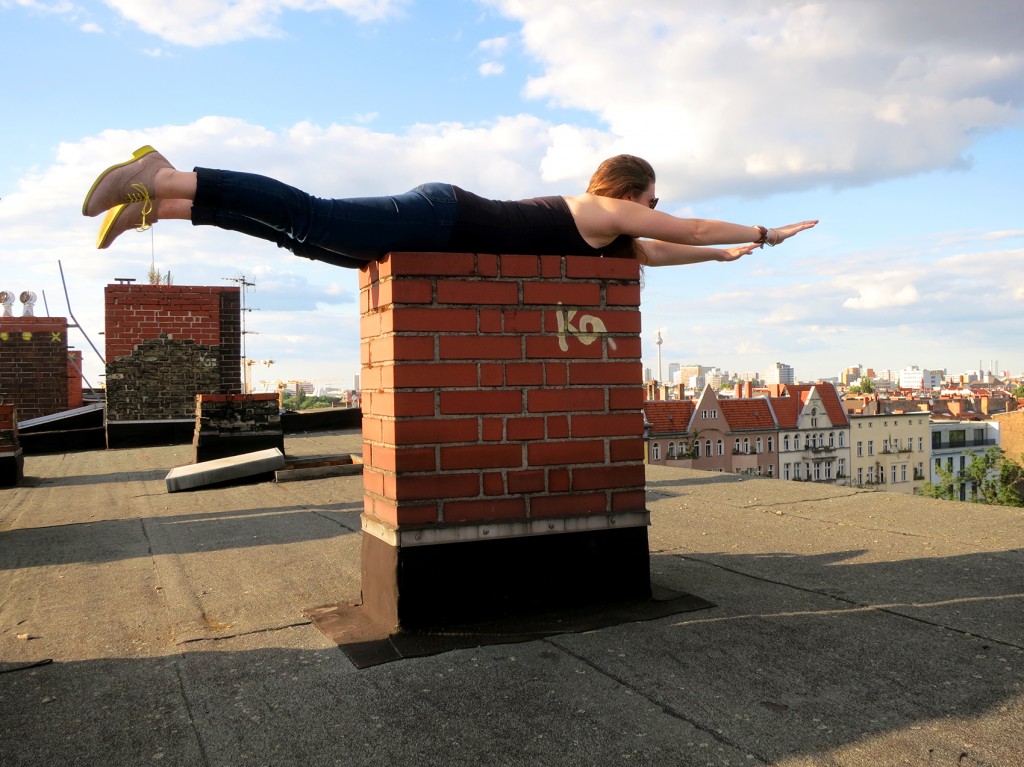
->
<box><xmin>19</xmin><ymin>290</ymin><xmax>36</xmax><ymax>317</ymax></box>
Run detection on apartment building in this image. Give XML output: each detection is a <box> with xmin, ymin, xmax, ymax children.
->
<box><xmin>849</xmin><ymin>411</ymin><xmax>931</xmax><ymax>494</ymax></box>
<box><xmin>771</xmin><ymin>383</ymin><xmax>852</xmax><ymax>485</ymax></box>
<box><xmin>930</xmin><ymin>419</ymin><xmax>1001</xmax><ymax>501</ymax></box>
<box><xmin>643</xmin><ymin>385</ymin><xmax>778</xmax><ymax>476</ymax></box>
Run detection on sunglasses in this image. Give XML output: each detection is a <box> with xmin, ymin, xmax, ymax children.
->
<box><xmin>648</xmin><ymin>197</ymin><xmax>659</xmax><ymax>209</ymax></box>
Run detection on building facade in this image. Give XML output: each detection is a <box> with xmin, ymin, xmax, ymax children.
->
<box><xmin>929</xmin><ymin>419</ymin><xmax>1000</xmax><ymax>500</ymax></box>
<box><xmin>849</xmin><ymin>412</ymin><xmax>931</xmax><ymax>494</ymax></box>
<box><xmin>644</xmin><ymin>386</ymin><xmax>778</xmax><ymax>476</ymax></box>
<box><xmin>772</xmin><ymin>383</ymin><xmax>852</xmax><ymax>485</ymax></box>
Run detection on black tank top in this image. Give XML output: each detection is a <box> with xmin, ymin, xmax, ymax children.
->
<box><xmin>449</xmin><ymin>187</ymin><xmax>634</xmax><ymax>259</ymax></box>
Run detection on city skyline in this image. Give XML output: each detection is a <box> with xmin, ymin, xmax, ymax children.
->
<box><xmin>645</xmin><ymin>358</ymin><xmax>1024</xmax><ymax>388</ymax></box>
<box><xmin>2</xmin><ymin>2</ymin><xmax>1023</xmax><ymax>388</ymax></box>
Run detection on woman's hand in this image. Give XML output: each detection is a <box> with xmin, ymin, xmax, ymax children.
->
<box><xmin>720</xmin><ymin>243</ymin><xmax>759</xmax><ymax>262</ymax></box>
<box><xmin>768</xmin><ymin>220</ymin><xmax>818</xmax><ymax>245</ymax></box>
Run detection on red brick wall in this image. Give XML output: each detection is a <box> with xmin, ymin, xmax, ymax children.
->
<box><xmin>67</xmin><ymin>350</ymin><xmax>84</xmax><ymax>409</ymax></box>
<box><xmin>360</xmin><ymin>252</ymin><xmax>646</xmax><ymax>532</ymax></box>
<box><xmin>104</xmin><ymin>284</ymin><xmax>242</xmax><ymax>421</ymax></box>
<box><xmin>0</xmin><ymin>317</ymin><xmax>71</xmax><ymax>421</ymax></box>
<box><xmin>105</xmin><ymin>284</ymin><xmax>239</xmax><ymax>361</ymax></box>
<box><xmin>0</xmin><ymin>404</ymin><xmax>19</xmax><ymax>449</ymax></box>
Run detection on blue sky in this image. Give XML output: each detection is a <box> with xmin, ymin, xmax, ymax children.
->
<box><xmin>1</xmin><ymin>0</ymin><xmax>1022</xmax><ymax>391</ymax></box>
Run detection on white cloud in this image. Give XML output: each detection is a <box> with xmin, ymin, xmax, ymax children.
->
<box><xmin>99</xmin><ymin>0</ymin><xmax>409</xmax><ymax>46</ymax></box>
<box><xmin>479</xmin><ymin>61</ymin><xmax>505</xmax><ymax>77</ymax></box>
<box><xmin>843</xmin><ymin>282</ymin><xmax>920</xmax><ymax>310</ymax></box>
<box><xmin>486</xmin><ymin>0</ymin><xmax>1024</xmax><ymax>197</ymax></box>
<box><xmin>477</xmin><ymin>35</ymin><xmax>509</xmax><ymax>56</ymax></box>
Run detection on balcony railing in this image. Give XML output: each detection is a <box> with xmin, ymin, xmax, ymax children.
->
<box><xmin>932</xmin><ymin>438</ymin><xmax>997</xmax><ymax>450</ymax></box>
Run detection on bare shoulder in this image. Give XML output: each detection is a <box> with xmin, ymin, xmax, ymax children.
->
<box><xmin>562</xmin><ymin>193</ymin><xmax>630</xmax><ymax>246</ymax></box>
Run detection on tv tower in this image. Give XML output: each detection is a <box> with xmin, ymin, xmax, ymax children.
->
<box><xmin>656</xmin><ymin>329</ymin><xmax>663</xmax><ymax>383</ymax></box>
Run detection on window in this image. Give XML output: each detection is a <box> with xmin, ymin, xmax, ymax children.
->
<box><xmin>814</xmin><ymin>463</ymin><xmax>821</xmax><ymax>480</ymax></box>
<box><xmin>891</xmin><ymin>464</ymin><xmax>898</xmax><ymax>484</ymax></box>
<box><xmin>829</xmin><ymin>432</ymin><xmax>835</xmax><ymax>447</ymax></box>
<box><xmin>705</xmin><ymin>439</ymin><xmax>712</xmax><ymax>457</ymax></box>
<box><xmin>811</xmin><ymin>407</ymin><xmax>818</xmax><ymax>428</ymax></box>
<box><xmin>784</xmin><ymin>435</ymin><xmax>790</xmax><ymax>451</ymax></box>
<box><xmin>867</xmin><ymin>467</ymin><xmax>875</xmax><ymax>483</ymax></box>
<box><xmin>734</xmin><ymin>439</ymin><xmax>740</xmax><ymax>453</ymax></box>
<box><xmin>784</xmin><ymin>462</ymin><xmax>791</xmax><ymax>480</ymax></box>
<box><xmin>868</xmin><ymin>440</ymin><xmax>874</xmax><ymax>456</ymax></box>
<box><xmin>767</xmin><ymin>465</ymin><xmax>774</xmax><ymax>477</ymax></box>
<box><xmin>743</xmin><ymin>438</ymin><xmax>750</xmax><ymax>454</ymax></box>
<box><xmin>918</xmin><ymin>437</ymin><xmax>923</xmax><ymax>452</ymax></box>
<box><xmin>932</xmin><ymin>431</ymin><xmax>942</xmax><ymax>449</ymax></box>
<box><xmin>857</xmin><ymin>467</ymin><xmax>863</xmax><ymax>484</ymax></box>
<box><xmin>882</xmin><ymin>439</ymin><xmax>889</xmax><ymax>453</ymax></box>
<box><xmin>825</xmin><ymin>462</ymin><xmax>833</xmax><ymax>480</ymax></box>
<box><xmin>949</xmin><ymin>429</ymin><xmax>966</xmax><ymax>448</ymax></box>
<box><xmin>857</xmin><ymin>441</ymin><xmax>863</xmax><ymax>457</ymax></box>
<box><xmin>756</xmin><ymin>437</ymin><xmax>763</xmax><ymax>454</ymax></box>
<box><xmin>934</xmin><ymin>458</ymin><xmax>941</xmax><ymax>471</ymax></box>
<box><xmin>667</xmin><ymin>441</ymin><xmax>675</xmax><ymax>459</ymax></box>
<box><xmin>901</xmin><ymin>464</ymin><xmax>907</xmax><ymax>482</ymax></box>
<box><xmin>794</xmin><ymin>463</ymin><xmax>801</xmax><ymax>480</ymax></box>
<box><xmin>838</xmin><ymin>432</ymin><xmax>845</xmax><ymax>448</ymax></box>
<box><xmin>711</xmin><ymin>409</ymin><xmax>718</xmax><ymax>418</ymax></box>
<box><xmin>701</xmin><ymin>409</ymin><xmax>708</xmax><ymax>419</ymax></box>
<box><xmin>693</xmin><ymin>441</ymin><xmax>700</xmax><ymax>458</ymax></box>
<box><xmin>768</xmin><ymin>436</ymin><xmax>774</xmax><ymax>452</ymax></box>
<box><xmin>651</xmin><ymin>443</ymin><xmax>660</xmax><ymax>461</ymax></box>
<box><xmin>717</xmin><ymin>439</ymin><xmax>724</xmax><ymax>456</ymax></box>
<box><xmin>838</xmin><ymin>458</ymin><xmax>846</xmax><ymax>477</ymax></box>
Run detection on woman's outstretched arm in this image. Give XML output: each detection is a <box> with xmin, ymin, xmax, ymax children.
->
<box><xmin>638</xmin><ymin>241</ymin><xmax>760</xmax><ymax>267</ymax></box>
<box><xmin>565</xmin><ymin>193</ymin><xmax>818</xmax><ymax>249</ymax></box>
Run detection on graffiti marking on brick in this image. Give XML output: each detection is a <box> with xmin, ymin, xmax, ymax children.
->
<box><xmin>555</xmin><ymin>303</ymin><xmax>618</xmax><ymax>353</ymax></box>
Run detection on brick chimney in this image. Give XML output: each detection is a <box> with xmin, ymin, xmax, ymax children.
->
<box><xmin>358</xmin><ymin>252</ymin><xmax>649</xmax><ymax>630</ymax></box>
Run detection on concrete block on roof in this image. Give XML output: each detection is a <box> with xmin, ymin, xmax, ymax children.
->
<box><xmin>165</xmin><ymin>447</ymin><xmax>285</xmax><ymax>493</ymax></box>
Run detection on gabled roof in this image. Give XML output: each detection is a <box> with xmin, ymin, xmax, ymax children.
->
<box><xmin>781</xmin><ymin>383</ymin><xmax>850</xmax><ymax>427</ymax></box>
<box><xmin>720</xmin><ymin>398</ymin><xmax>777</xmax><ymax>431</ymax></box>
<box><xmin>643</xmin><ymin>400</ymin><xmax>695</xmax><ymax>435</ymax></box>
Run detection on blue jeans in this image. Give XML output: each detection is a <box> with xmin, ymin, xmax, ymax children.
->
<box><xmin>190</xmin><ymin>168</ymin><xmax>458</xmax><ymax>268</ymax></box>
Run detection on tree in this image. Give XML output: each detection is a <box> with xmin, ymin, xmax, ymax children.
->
<box><xmin>847</xmin><ymin>378</ymin><xmax>875</xmax><ymax>395</ymax></box>
<box><xmin>921</xmin><ymin>447</ymin><xmax>1024</xmax><ymax>507</ymax></box>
